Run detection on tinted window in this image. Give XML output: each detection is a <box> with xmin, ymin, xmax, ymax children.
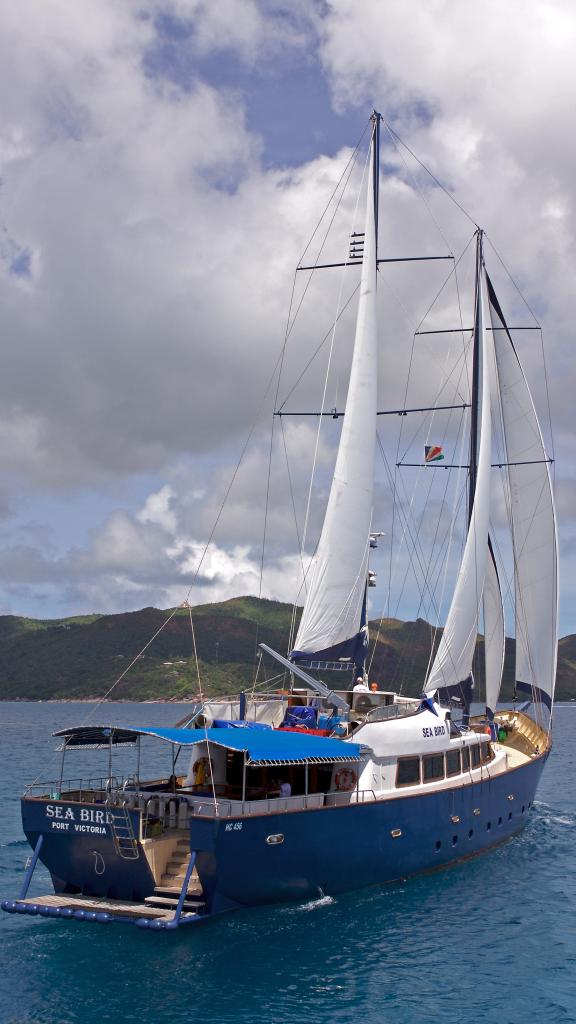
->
<box><xmin>446</xmin><ymin>749</ymin><xmax>461</xmax><ymax>776</ymax></box>
<box><xmin>480</xmin><ymin>741</ymin><xmax>492</xmax><ymax>764</ymax></box>
<box><xmin>396</xmin><ymin>757</ymin><xmax>420</xmax><ymax>786</ymax></box>
<box><xmin>423</xmin><ymin>754</ymin><xmax>444</xmax><ymax>783</ymax></box>
<box><xmin>461</xmin><ymin>747</ymin><xmax>470</xmax><ymax>771</ymax></box>
<box><xmin>471</xmin><ymin>745</ymin><xmax>481</xmax><ymax>768</ymax></box>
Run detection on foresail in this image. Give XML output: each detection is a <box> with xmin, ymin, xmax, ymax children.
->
<box><xmin>484</xmin><ymin>537</ymin><xmax>505</xmax><ymax>718</ymax></box>
<box><xmin>425</xmin><ymin>262</ymin><xmax>492</xmax><ymax>697</ymax></box>
<box><xmin>291</xmin><ymin>132</ymin><xmax>379</xmax><ymax>669</ymax></box>
<box><xmin>487</xmin><ymin>275</ymin><xmax>558</xmax><ymax>712</ymax></box>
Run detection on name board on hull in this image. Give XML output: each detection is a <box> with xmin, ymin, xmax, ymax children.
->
<box><xmin>43</xmin><ymin>803</ymin><xmax>111</xmax><ymax>835</ymax></box>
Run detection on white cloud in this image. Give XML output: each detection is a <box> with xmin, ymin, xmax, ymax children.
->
<box><xmin>0</xmin><ymin>0</ymin><xmax>572</xmax><ymax>632</ymax></box>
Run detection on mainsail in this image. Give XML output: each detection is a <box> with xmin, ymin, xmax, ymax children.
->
<box><xmin>291</xmin><ymin>119</ymin><xmax>379</xmax><ymax>670</ymax></box>
<box><xmin>487</xmin><ymin>276</ymin><xmax>558</xmax><ymax>713</ymax></box>
<box><xmin>425</xmin><ymin>243</ymin><xmax>492</xmax><ymax>700</ymax></box>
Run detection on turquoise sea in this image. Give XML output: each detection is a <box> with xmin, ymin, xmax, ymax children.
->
<box><xmin>0</xmin><ymin>701</ymin><xmax>575</xmax><ymax>1024</ymax></box>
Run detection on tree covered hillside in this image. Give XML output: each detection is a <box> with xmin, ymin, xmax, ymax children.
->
<box><xmin>0</xmin><ymin>596</ymin><xmax>573</xmax><ymax>702</ymax></box>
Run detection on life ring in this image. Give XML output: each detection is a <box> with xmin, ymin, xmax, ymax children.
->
<box><xmin>335</xmin><ymin>768</ymin><xmax>357</xmax><ymax>792</ymax></box>
<box><xmin>193</xmin><ymin>757</ymin><xmax>213</xmax><ymax>786</ymax></box>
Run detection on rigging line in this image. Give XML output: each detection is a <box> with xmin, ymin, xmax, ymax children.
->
<box><xmin>394</xmin><ymin>383</ymin><xmax>468</xmax><ymax>612</ymax></box>
<box><xmin>299</xmin><ymin>146</ymin><xmax>370</xmax><ymax>586</ymax></box>
<box><xmin>375</xmin><ymin>434</ymin><xmax>444</xmax><ymax>640</ymax></box>
<box><xmin>385</xmin><ymin>411</ymin><xmax>469</xmax><ymax>690</ymax></box>
<box><xmin>389</xmin><ymin>394</ymin><xmax>469</xmax><ymax>687</ymax></box>
<box><xmin>391</xmin><ymin>340</ymin><xmax>470</xmax><ymax>598</ymax></box>
<box><xmin>392</xmin><ymin>234</ymin><xmax>473</xmax><ymax>488</ymax></box>
<box><xmin>388</xmin><ymin>242</ymin><xmax>472</xmax><ymax>680</ymax></box>
<box><xmin>382</xmin><ymin>121</ymin><xmax>455</xmax><ymax>255</ymax></box>
<box><xmin>484</xmin><ymin>234</ymin><xmax>555</xmax><ymax>468</ymax></box>
<box><xmin>81</xmin><ymin>605</ymin><xmax>184</xmax><ymax>722</ymax></box>
<box><xmin>483</xmin><ymin>234</ymin><xmax>541</xmax><ymax>327</ymax></box>
<box><xmin>489</xmin><ymin>296</ymin><xmax>557</xmax><ymax>732</ymax></box>
<box><xmin>423</xmin><ymin>413</ymin><xmax>470</xmax><ymax>634</ymax></box>
<box><xmin>408</xmin><ymin>236</ymin><xmax>477</xmax><ymax>412</ymax></box>
<box><xmin>418</xmin><ymin>406</ymin><xmax>470</xmax><ymax>623</ymax></box>
<box><xmin>371</xmin><ymin>437</ymin><xmax>443</xmax><ymax>691</ymax></box>
<box><xmin>187</xmin><ymin>602</ymin><xmax>217</xmax><ymax>810</ymax></box>
<box><xmin>84</xmin><ymin>293</ymin><xmax>306</xmax><ymax>716</ymax></box>
<box><xmin>384</xmin><ymin>121</ymin><xmax>479</xmax><ymax>230</ymax></box>
<box><xmin>285</xmin><ymin>139</ymin><xmax>365</xmax><ymax>345</ymax></box>
<box><xmin>277</xmin><ymin>284</ymin><xmax>361</xmax><ymax>413</ymax></box>
<box><xmin>254</xmin><ymin>406</ymin><xmax>277</xmax><ymax>680</ymax></box>
<box><xmin>296</xmin><ymin>120</ymin><xmax>371</xmax><ymax>270</ymax></box>
<box><xmin>413</xmin><ymin>231</ymin><xmax>476</xmax><ymax>338</ymax></box>
<box><xmin>279</xmin><ymin>415</ymin><xmax>307</xmax><ymax>604</ymax></box>
<box><xmin>396</xmin><ymin>341</ymin><xmax>469</xmax><ymax>465</ymax></box>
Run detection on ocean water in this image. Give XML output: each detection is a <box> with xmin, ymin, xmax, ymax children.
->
<box><xmin>0</xmin><ymin>701</ymin><xmax>575</xmax><ymax>1024</ymax></box>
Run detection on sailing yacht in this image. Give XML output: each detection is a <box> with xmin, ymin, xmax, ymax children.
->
<box><xmin>3</xmin><ymin>112</ymin><xmax>558</xmax><ymax>929</ymax></box>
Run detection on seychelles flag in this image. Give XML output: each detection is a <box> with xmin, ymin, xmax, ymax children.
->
<box><xmin>425</xmin><ymin>445</ymin><xmax>444</xmax><ymax>464</ymax></box>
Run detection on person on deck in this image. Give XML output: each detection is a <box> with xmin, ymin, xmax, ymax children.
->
<box><xmin>370</xmin><ymin>683</ymin><xmax>379</xmax><ymax>692</ymax></box>
<box><xmin>353</xmin><ymin>677</ymin><xmax>369</xmax><ymax>692</ymax></box>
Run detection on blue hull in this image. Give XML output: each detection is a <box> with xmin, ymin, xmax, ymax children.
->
<box><xmin>20</xmin><ymin>800</ymin><xmax>155</xmax><ymax>901</ymax></box>
<box><xmin>191</xmin><ymin>753</ymin><xmax>548</xmax><ymax>914</ymax></box>
<box><xmin>15</xmin><ymin>753</ymin><xmax>547</xmax><ymax>920</ymax></box>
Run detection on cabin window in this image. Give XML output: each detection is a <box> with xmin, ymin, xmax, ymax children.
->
<box><xmin>471</xmin><ymin>745</ymin><xmax>481</xmax><ymax>768</ymax></box>
<box><xmin>446</xmin><ymin>749</ymin><xmax>461</xmax><ymax>777</ymax></box>
<box><xmin>480</xmin><ymin>741</ymin><xmax>492</xmax><ymax>764</ymax></box>
<box><xmin>422</xmin><ymin>754</ymin><xmax>444</xmax><ymax>783</ymax></box>
<box><xmin>461</xmin><ymin>747</ymin><xmax>470</xmax><ymax>771</ymax></box>
<box><xmin>396</xmin><ymin>757</ymin><xmax>420</xmax><ymax>786</ymax></box>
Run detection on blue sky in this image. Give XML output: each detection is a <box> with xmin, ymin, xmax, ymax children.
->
<box><xmin>0</xmin><ymin>0</ymin><xmax>573</xmax><ymax>641</ymax></box>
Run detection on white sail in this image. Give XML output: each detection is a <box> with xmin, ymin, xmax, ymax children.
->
<box><xmin>487</xmin><ymin>277</ymin><xmax>558</xmax><ymax>711</ymax></box>
<box><xmin>425</xmin><ymin>262</ymin><xmax>492</xmax><ymax>694</ymax></box>
<box><xmin>484</xmin><ymin>538</ymin><xmax>505</xmax><ymax>718</ymax></box>
<box><xmin>292</xmin><ymin>131</ymin><xmax>379</xmax><ymax>664</ymax></box>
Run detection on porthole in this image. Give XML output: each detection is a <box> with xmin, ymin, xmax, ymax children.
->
<box><xmin>266</xmin><ymin>834</ymin><xmax>284</xmax><ymax>845</ymax></box>
<box><xmin>435</xmin><ymin>840</ymin><xmax>442</xmax><ymax>852</ymax></box>
<box><xmin>452</xmin><ymin>835</ymin><xmax>458</xmax><ymax>846</ymax></box>
<box><xmin>486</xmin><ymin>821</ymin><xmax>491</xmax><ymax>831</ymax></box>
<box><xmin>508</xmin><ymin>812</ymin><xmax>513</xmax><ymax>820</ymax></box>
<box><xmin>468</xmin><ymin>828</ymin><xmax>474</xmax><ymax>839</ymax></box>
<box><xmin>498</xmin><ymin>816</ymin><xmax>502</xmax><ymax>826</ymax></box>
<box><xmin>521</xmin><ymin>805</ymin><xmax>525</xmax><ymax>814</ymax></box>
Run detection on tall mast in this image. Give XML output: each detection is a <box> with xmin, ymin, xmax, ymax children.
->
<box><xmin>291</xmin><ymin>112</ymin><xmax>380</xmax><ymax>674</ymax></box>
<box><xmin>371</xmin><ymin>110</ymin><xmax>381</xmax><ymax>262</ymax></box>
<box><xmin>468</xmin><ymin>228</ymin><xmax>484</xmax><ymax>522</ymax></box>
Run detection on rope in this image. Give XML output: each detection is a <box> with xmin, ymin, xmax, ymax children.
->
<box><xmin>186</xmin><ymin>601</ymin><xmax>218</xmax><ymax>810</ymax></box>
<box><xmin>383</xmin><ymin>121</ymin><xmax>479</xmax><ymax>230</ymax></box>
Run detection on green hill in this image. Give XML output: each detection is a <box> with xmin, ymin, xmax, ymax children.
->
<box><xmin>0</xmin><ymin>596</ymin><xmax>573</xmax><ymax>702</ymax></box>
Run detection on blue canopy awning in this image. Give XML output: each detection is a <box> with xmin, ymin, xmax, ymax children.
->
<box><xmin>53</xmin><ymin>724</ymin><xmax>364</xmax><ymax>765</ymax></box>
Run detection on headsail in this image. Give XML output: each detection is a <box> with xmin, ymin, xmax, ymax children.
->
<box><xmin>487</xmin><ymin>275</ymin><xmax>558</xmax><ymax>714</ymax></box>
<box><xmin>425</xmin><ymin>237</ymin><xmax>492</xmax><ymax>701</ymax></box>
<box><xmin>291</xmin><ymin>117</ymin><xmax>380</xmax><ymax>672</ymax></box>
<box><xmin>484</xmin><ymin>536</ymin><xmax>505</xmax><ymax>719</ymax></box>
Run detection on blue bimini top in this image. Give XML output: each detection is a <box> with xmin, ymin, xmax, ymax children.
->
<box><xmin>53</xmin><ymin>724</ymin><xmax>364</xmax><ymax>765</ymax></box>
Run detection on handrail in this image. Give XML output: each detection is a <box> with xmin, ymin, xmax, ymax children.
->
<box><xmin>364</xmin><ymin>700</ymin><xmax>420</xmax><ymax>723</ymax></box>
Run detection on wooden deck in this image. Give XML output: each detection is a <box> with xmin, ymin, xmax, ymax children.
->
<box><xmin>20</xmin><ymin>893</ymin><xmax>176</xmax><ymax>920</ymax></box>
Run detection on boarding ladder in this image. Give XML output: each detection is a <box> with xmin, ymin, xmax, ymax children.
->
<box><xmin>106</xmin><ymin>797</ymin><xmax>139</xmax><ymax>860</ymax></box>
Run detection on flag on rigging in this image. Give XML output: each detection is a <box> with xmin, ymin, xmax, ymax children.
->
<box><xmin>424</xmin><ymin>445</ymin><xmax>444</xmax><ymax>464</ymax></box>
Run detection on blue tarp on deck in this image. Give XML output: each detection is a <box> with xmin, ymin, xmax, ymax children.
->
<box><xmin>53</xmin><ymin>724</ymin><xmax>362</xmax><ymax>764</ymax></box>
